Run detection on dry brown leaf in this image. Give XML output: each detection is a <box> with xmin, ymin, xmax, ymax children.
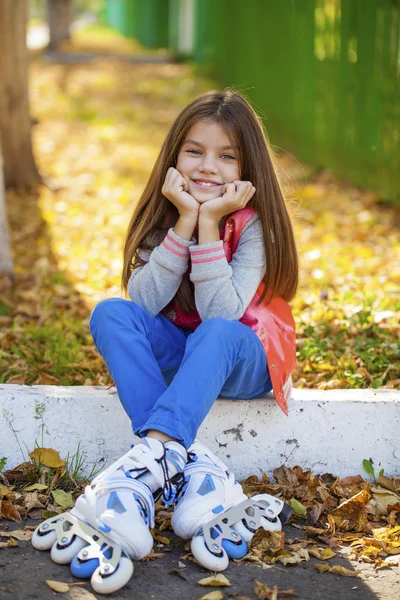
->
<box><xmin>278</xmin><ymin>548</ymin><xmax>309</xmax><ymax>565</ymax></box>
<box><xmin>254</xmin><ymin>580</ymin><xmax>279</xmax><ymax>600</ymax></box>
<box><xmin>0</xmin><ymin>501</ymin><xmax>22</xmax><ymax>522</ymax></box>
<box><xmin>330</xmin><ymin>490</ymin><xmax>371</xmax><ymax>532</ymax></box>
<box><xmin>142</xmin><ymin>552</ymin><xmax>165</xmax><ymax>561</ymax></box>
<box><xmin>168</xmin><ymin>569</ymin><xmax>188</xmax><ymax>582</ymax></box>
<box><xmin>5</xmin><ymin>373</ymin><xmax>26</xmax><ymax>384</ymax></box>
<box><xmin>198</xmin><ymin>574</ymin><xmax>231</xmax><ymax>587</ymax></box>
<box><xmin>38</xmin><ymin>372</ymin><xmax>61</xmax><ymax>385</ymax></box>
<box><xmin>0</xmin><ymin>529</ymin><xmax>32</xmax><ymax>541</ymax></box>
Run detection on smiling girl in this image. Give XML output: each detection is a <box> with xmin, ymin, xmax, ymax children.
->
<box><xmin>35</xmin><ymin>90</ymin><xmax>299</xmax><ymax>586</ymax></box>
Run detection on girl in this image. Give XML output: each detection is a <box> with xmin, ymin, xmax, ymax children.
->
<box><xmin>33</xmin><ymin>90</ymin><xmax>298</xmax><ymax>587</ymax></box>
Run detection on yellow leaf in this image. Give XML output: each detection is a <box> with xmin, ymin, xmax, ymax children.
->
<box><xmin>154</xmin><ymin>534</ymin><xmax>170</xmax><ymax>545</ymax></box>
<box><xmin>199</xmin><ymin>592</ymin><xmax>224</xmax><ymax>600</ymax></box>
<box><xmin>52</xmin><ymin>489</ymin><xmax>74</xmax><ymax>508</ymax></box>
<box><xmin>198</xmin><ymin>574</ymin><xmax>231</xmax><ymax>587</ymax></box>
<box><xmin>290</xmin><ymin>498</ymin><xmax>307</xmax><ymax>518</ymax></box>
<box><xmin>7</xmin><ymin>537</ymin><xmax>18</xmax><ymax>547</ymax></box>
<box><xmin>314</xmin><ymin>363</ymin><xmax>336</xmax><ymax>372</ymax></box>
<box><xmin>46</xmin><ymin>580</ymin><xmax>70</xmax><ymax>592</ymax></box>
<box><xmin>29</xmin><ymin>448</ymin><xmax>65</xmax><ymax>469</ymax></box>
<box><xmin>319</xmin><ymin>547</ymin><xmax>336</xmax><ymax>560</ymax></box>
<box><xmin>23</xmin><ymin>483</ymin><xmax>48</xmax><ymax>492</ymax></box>
<box><xmin>329</xmin><ymin>565</ymin><xmax>359</xmax><ymax>577</ymax></box>
<box><xmin>315</xmin><ymin>564</ymin><xmax>330</xmax><ymax>573</ymax></box>
<box><xmin>0</xmin><ymin>484</ymin><xmax>13</xmax><ymax>498</ymax></box>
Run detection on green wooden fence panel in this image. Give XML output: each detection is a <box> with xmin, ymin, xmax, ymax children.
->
<box><xmin>191</xmin><ymin>0</ymin><xmax>399</xmax><ymax>203</ymax></box>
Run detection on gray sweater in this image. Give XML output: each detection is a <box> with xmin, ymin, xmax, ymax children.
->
<box><xmin>127</xmin><ymin>213</ymin><xmax>266</xmax><ymax>321</ymax></box>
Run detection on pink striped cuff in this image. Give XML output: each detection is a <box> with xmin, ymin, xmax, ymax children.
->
<box><xmin>162</xmin><ymin>232</ymin><xmax>190</xmax><ymax>258</ymax></box>
<box><xmin>191</xmin><ymin>246</ymin><xmax>223</xmax><ymax>256</ymax></box>
<box><xmin>191</xmin><ymin>251</ymin><xmax>226</xmax><ymax>264</ymax></box>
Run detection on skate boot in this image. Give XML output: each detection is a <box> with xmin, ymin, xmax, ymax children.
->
<box><xmin>32</xmin><ymin>438</ymin><xmax>187</xmax><ymax>594</ymax></box>
<box><xmin>171</xmin><ymin>440</ymin><xmax>293</xmax><ymax>571</ymax></box>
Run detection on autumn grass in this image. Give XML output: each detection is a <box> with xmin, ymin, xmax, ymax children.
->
<box><xmin>0</xmin><ymin>25</ymin><xmax>399</xmax><ymax>390</ymax></box>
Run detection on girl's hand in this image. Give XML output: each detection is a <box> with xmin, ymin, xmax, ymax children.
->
<box><xmin>199</xmin><ymin>180</ymin><xmax>256</xmax><ymax>222</ymax></box>
<box><xmin>162</xmin><ymin>167</ymin><xmax>200</xmax><ymax>219</ymax></box>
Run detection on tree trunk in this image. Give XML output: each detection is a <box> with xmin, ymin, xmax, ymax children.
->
<box><xmin>0</xmin><ymin>0</ymin><xmax>41</xmax><ymax>189</ymax></box>
<box><xmin>0</xmin><ymin>143</ymin><xmax>13</xmax><ymax>277</ymax></box>
<box><xmin>47</xmin><ymin>0</ymin><xmax>73</xmax><ymax>51</ymax></box>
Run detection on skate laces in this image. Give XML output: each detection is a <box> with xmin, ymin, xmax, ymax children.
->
<box><xmin>158</xmin><ymin>450</ymin><xmax>183</xmax><ymax>506</ymax></box>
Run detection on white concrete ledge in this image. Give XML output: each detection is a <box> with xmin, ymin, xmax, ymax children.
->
<box><xmin>1</xmin><ymin>385</ymin><xmax>399</xmax><ymax>479</ymax></box>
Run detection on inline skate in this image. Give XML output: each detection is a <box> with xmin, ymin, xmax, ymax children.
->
<box><xmin>32</xmin><ymin>438</ymin><xmax>187</xmax><ymax>594</ymax></box>
<box><xmin>172</xmin><ymin>440</ymin><xmax>292</xmax><ymax>571</ymax></box>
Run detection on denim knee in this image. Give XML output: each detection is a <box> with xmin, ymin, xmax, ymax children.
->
<box><xmin>195</xmin><ymin>317</ymin><xmax>246</xmax><ymax>339</ymax></box>
<box><xmin>89</xmin><ymin>298</ymin><xmax>142</xmax><ymax>337</ymax></box>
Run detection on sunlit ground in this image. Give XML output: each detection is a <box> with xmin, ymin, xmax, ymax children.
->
<box><xmin>1</xmin><ymin>26</ymin><xmax>399</xmax><ymax>389</ymax></box>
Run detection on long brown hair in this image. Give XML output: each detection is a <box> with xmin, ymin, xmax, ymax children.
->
<box><xmin>122</xmin><ymin>89</ymin><xmax>298</xmax><ymax>313</ymax></box>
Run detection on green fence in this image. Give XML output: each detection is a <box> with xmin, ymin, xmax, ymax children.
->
<box><xmin>192</xmin><ymin>0</ymin><xmax>399</xmax><ymax>203</ymax></box>
<box><xmin>105</xmin><ymin>0</ymin><xmax>169</xmax><ymax>48</ymax></box>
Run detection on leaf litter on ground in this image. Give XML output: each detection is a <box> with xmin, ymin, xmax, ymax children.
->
<box><xmin>0</xmin><ymin>26</ymin><xmax>399</xmax><ymax>392</ymax></box>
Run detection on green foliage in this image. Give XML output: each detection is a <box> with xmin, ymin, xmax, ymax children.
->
<box><xmin>362</xmin><ymin>459</ymin><xmax>384</xmax><ymax>484</ymax></box>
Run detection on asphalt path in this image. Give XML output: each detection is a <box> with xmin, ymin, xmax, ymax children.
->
<box><xmin>1</xmin><ymin>519</ymin><xmax>399</xmax><ymax>600</ymax></box>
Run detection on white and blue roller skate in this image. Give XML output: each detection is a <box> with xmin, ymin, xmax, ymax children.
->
<box><xmin>32</xmin><ymin>438</ymin><xmax>187</xmax><ymax>594</ymax></box>
<box><xmin>171</xmin><ymin>440</ymin><xmax>293</xmax><ymax>571</ymax></box>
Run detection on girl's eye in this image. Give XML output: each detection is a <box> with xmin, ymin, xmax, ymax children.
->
<box><xmin>186</xmin><ymin>149</ymin><xmax>236</xmax><ymax>160</ymax></box>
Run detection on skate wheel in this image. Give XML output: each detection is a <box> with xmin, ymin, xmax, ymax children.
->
<box><xmin>260</xmin><ymin>515</ymin><xmax>282</xmax><ymax>532</ymax></box>
<box><xmin>50</xmin><ymin>535</ymin><xmax>88</xmax><ymax>564</ymax></box>
<box><xmin>221</xmin><ymin>535</ymin><xmax>248</xmax><ymax>559</ymax></box>
<box><xmin>32</xmin><ymin>525</ymin><xmax>57</xmax><ymax>550</ymax></box>
<box><xmin>91</xmin><ymin>557</ymin><xmax>134</xmax><ymax>594</ymax></box>
<box><xmin>70</xmin><ymin>548</ymin><xmax>99</xmax><ymax>579</ymax></box>
<box><xmin>232</xmin><ymin>519</ymin><xmax>255</xmax><ymax>542</ymax></box>
<box><xmin>191</xmin><ymin>535</ymin><xmax>229</xmax><ymax>572</ymax></box>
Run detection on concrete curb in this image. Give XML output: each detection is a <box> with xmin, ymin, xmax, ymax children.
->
<box><xmin>1</xmin><ymin>385</ymin><xmax>399</xmax><ymax>479</ymax></box>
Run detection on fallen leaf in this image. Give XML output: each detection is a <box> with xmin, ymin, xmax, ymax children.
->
<box><xmin>308</xmin><ymin>547</ymin><xmax>336</xmax><ymax>560</ymax></box>
<box><xmin>290</xmin><ymin>498</ymin><xmax>307</xmax><ymax>518</ymax></box>
<box><xmin>22</xmin><ymin>483</ymin><xmax>48</xmax><ymax>492</ymax></box>
<box><xmin>46</xmin><ymin>580</ymin><xmax>70</xmax><ymax>592</ymax></box>
<box><xmin>0</xmin><ymin>501</ymin><xmax>22</xmax><ymax>522</ymax></box>
<box><xmin>153</xmin><ymin>534</ymin><xmax>170</xmax><ymax>545</ymax></box>
<box><xmin>52</xmin><ymin>489</ymin><xmax>74</xmax><ymax>509</ymax></box>
<box><xmin>168</xmin><ymin>569</ymin><xmax>188</xmax><ymax>582</ymax></box>
<box><xmin>0</xmin><ymin>529</ymin><xmax>32</xmax><ymax>541</ymax></box>
<box><xmin>39</xmin><ymin>372</ymin><xmax>61</xmax><ymax>385</ymax></box>
<box><xmin>331</xmin><ymin>490</ymin><xmax>371</xmax><ymax>532</ymax></box>
<box><xmin>198</xmin><ymin>574</ymin><xmax>231</xmax><ymax>587</ymax></box>
<box><xmin>198</xmin><ymin>592</ymin><xmax>224</xmax><ymax>600</ymax></box>
<box><xmin>315</xmin><ymin>564</ymin><xmax>359</xmax><ymax>577</ymax></box>
<box><xmin>29</xmin><ymin>448</ymin><xmax>65</xmax><ymax>469</ymax></box>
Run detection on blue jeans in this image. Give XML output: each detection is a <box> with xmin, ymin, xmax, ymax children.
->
<box><xmin>89</xmin><ymin>298</ymin><xmax>272</xmax><ymax>449</ymax></box>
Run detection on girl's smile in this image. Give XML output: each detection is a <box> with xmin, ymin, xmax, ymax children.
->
<box><xmin>176</xmin><ymin>119</ymin><xmax>240</xmax><ymax>202</ymax></box>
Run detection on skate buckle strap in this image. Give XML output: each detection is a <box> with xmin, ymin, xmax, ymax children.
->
<box><xmin>185</xmin><ymin>460</ymin><xmax>226</xmax><ymax>479</ymax></box>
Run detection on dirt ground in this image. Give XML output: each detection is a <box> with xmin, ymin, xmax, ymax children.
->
<box><xmin>0</xmin><ymin>519</ymin><xmax>399</xmax><ymax>600</ymax></box>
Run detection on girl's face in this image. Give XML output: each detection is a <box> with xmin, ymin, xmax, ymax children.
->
<box><xmin>176</xmin><ymin>119</ymin><xmax>240</xmax><ymax>203</ymax></box>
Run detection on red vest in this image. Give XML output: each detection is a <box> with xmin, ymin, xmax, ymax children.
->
<box><xmin>161</xmin><ymin>207</ymin><xmax>296</xmax><ymax>415</ymax></box>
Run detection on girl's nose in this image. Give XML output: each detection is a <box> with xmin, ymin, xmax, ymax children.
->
<box><xmin>199</xmin><ymin>155</ymin><xmax>218</xmax><ymax>173</ymax></box>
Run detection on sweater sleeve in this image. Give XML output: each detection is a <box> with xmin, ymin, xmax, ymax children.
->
<box><xmin>189</xmin><ymin>214</ymin><xmax>266</xmax><ymax>321</ymax></box>
<box><xmin>127</xmin><ymin>227</ymin><xmax>196</xmax><ymax>315</ymax></box>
